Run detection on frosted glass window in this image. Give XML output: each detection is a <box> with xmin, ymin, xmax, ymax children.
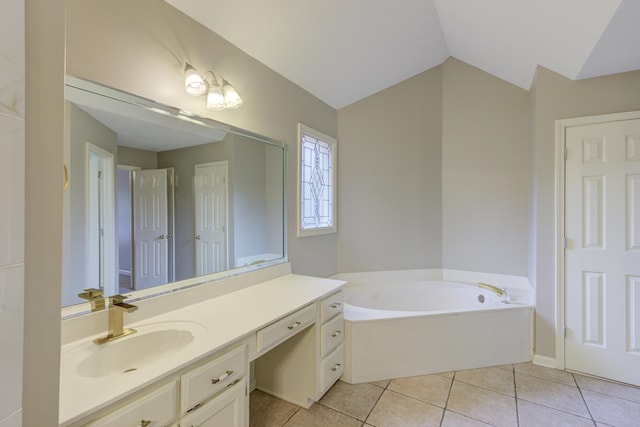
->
<box><xmin>297</xmin><ymin>123</ymin><xmax>337</xmax><ymax>237</ymax></box>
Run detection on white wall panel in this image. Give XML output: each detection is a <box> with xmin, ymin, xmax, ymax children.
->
<box><xmin>583</xmin><ymin>137</ymin><xmax>605</xmax><ymax>163</ymax></box>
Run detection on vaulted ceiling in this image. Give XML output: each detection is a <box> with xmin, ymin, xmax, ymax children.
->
<box><xmin>165</xmin><ymin>0</ymin><xmax>640</xmax><ymax>109</ymax></box>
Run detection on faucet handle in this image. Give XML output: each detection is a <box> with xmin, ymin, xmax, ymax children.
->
<box><xmin>78</xmin><ymin>288</ymin><xmax>105</xmax><ymax>312</ymax></box>
<box><xmin>78</xmin><ymin>288</ymin><xmax>103</xmax><ymax>299</ymax></box>
<box><xmin>109</xmin><ymin>294</ymin><xmax>129</xmax><ymax>304</ymax></box>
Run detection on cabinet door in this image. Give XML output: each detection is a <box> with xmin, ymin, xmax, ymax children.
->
<box><xmin>180</xmin><ymin>379</ymin><xmax>246</xmax><ymax>427</ymax></box>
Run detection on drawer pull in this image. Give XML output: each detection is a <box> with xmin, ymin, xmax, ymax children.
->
<box><xmin>211</xmin><ymin>370</ymin><xmax>234</xmax><ymax>384</ymax></box>
<box><xmin>331</xmin><ymin>363</ymin><xmax>342</xmax><ymax>372</ymax></box>
<box><xmin>227</xmin><ymin>378</ymin><xmax>241</xmax><ymax>388</ymax></box>
<box><xmin>330</xmin><ymin>302</ymin><xmax>342</xmax><ymax>309</ymax></box>
<box><xmin>139</xmin><ymin>421</ymin><xmax>151</xmax><ymax>427</ymax></box>
<box><xmin>331</xmin><ymin>330</ymin><xmax>342</xmax><ymax>338</ymax></box>
<box><xmin>287</xmin><ymin>321</ymin><xmax>302</xmax><ymax>330</ymax></box>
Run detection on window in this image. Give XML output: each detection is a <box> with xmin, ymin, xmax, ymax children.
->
<box><xmin>297</xmin><ymin>123</ymin><xmax>337</xmax><ymax>237</ymax></box>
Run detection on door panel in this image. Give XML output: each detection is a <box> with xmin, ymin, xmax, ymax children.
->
<box><xmin>133</xmin><ymin>169</ymin><xmax>168</xmax><ymax>290</ymax></box>
<box><xmin>194</xmin><ymin>162</ymin><xmax>228</xmax><ymax>276</ymax></box>
<box><xmin>565</xmin><ymin>118</ymin><xmax>640</xmax><ymax>386</ymax></box>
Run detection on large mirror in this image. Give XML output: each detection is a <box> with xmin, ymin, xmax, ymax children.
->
<box><xmin>62</xmin><ymin>76</ymin><xmax>286</xmax><ymax>311</ymax></box>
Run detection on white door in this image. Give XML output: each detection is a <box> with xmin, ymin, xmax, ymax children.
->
<box><xmin>565</xmin><ymin>118</ymin><xmax>640</xmax><ymax>386</ymax></box>
<box><xmin>194</xmin><ymin>162</ymin><xmax>228</xmax><ymax>276</ymax></box>
<box><xmin>133</xmin><ymin>169</ymin><xmax>169</xmax><ymax>290</ymax></box>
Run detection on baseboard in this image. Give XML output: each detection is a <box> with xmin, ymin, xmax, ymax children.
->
<box><xmin>532</xmin><ymin>354</ymin><xmax>556</xmax><ymax>369</ymax></box>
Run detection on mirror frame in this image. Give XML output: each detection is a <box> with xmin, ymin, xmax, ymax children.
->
<box><xmin>62</xmin><ymin>75</ymin><xmax>288</xmax><ymax>318</ymax></box>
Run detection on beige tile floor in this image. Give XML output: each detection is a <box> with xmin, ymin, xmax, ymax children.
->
<box><xmin>250</xmin><ymin>363</ymin><xmax>640</xmax><ymax>427</ymax></box>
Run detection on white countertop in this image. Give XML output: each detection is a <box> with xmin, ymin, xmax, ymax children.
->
<box><xmin>59</xmin><ymin>273</ymin><xmax>345</xmax><ymax>426</ymax></box>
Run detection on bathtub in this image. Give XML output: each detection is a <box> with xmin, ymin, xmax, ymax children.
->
<box><xmin>331</xmin><ymin>269</ymin><xmax>534</xmax><ymax>384</ymax></box>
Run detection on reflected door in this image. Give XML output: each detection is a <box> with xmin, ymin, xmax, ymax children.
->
<box><xmin>194</xmin><ymin>162</ymin><xmax>228</xmax><ymax>276</ymax></box>
<box><xmin>133</xmin><ymin>169</ymin><xmax>169</xmax><ymax>290</ymax></box>
<box><xmin>565</xmin><ymin>118</ymin><xmax>640</xmax><ymax>386</ymax></box>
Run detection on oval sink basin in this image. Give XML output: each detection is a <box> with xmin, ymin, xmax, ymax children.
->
<box><xmin>65</xmin><ymin>321</ymin><xmax>207</xmax><ymax>378</ymax></box>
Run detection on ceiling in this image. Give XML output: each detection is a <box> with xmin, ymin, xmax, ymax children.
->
<box><xmin>165</xmin><ymin>0</ymin><xmax>640</xmax><ymax>110</ymax></box>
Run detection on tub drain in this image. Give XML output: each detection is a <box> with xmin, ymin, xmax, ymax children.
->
<box><xmin>123</xmin><ymin>368</ymin><xmax>138</xmax><ymax>374</ymax></box>
<box><xmin>477</xmin><ymin>294</ymin><xmax>485</xmax><ymax>303</ymax></box>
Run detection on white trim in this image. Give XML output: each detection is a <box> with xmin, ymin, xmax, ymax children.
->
<box><xmin>85</xmin><ymin>141</ymin><xmax>116</xmax><ymax>296</ymax></box>
<box><xmin>297</xmin><ymin>123</ymin><xmax>337</xmax><ymax>237</ymax></box>
<box><xmin>532</xmin><ymin>354</ymin><xmax>556</xmax><ymax>369</ymax></box>
<box><xmin>554</xmin><ymin>110</ymin><xmax>640</xmax><ymax>370</ymax></box>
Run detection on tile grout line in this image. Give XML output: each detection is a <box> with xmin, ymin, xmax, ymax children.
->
<box><xmin>512</xmin><ymin>365</ymin><xmax>520</xmax><ymax>427</ymax></box>
<box><xmin>571</xmin><ymin>373</ymin><xmax>598</xmax><ymax>427</ymax></box>
<box><xmin>438</xmin><ymin>371</ymin><xmax>456</xmax><ymax>426</ymax></box>
<box><xmin>361</xmin><ymin>380</ymin><xmax>390</xmax><ymax>425</ymax></box>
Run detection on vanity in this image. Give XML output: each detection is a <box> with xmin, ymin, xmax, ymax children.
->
<box><xmin>58</xmin><ymin>74</ymin><xmax>344</xmax><ymax>426</ymax></box>
<box><xmin>60</xmin><ymin>265</ymin><xmax>345</xmax><ymax>426</ymax></box>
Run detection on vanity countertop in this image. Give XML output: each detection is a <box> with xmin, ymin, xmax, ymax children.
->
<box><xmin>59</xmin><ymin>273</ymin><xmax>345</xmax><ymax>426</ymax></box>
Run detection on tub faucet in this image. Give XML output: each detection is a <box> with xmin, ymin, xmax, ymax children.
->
<box><xmin>94</xmin><ymin>295</ymin><xmax>138</xmax><ymax>344</ymax></box>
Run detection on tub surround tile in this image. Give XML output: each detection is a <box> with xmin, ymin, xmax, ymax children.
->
<box><xmin>582</xmin><ymin>390</ymin><xmax>640</xmax><ymax>427</ymax></box>
<box><xmin>574</xmin><ymin>374</ymin><xmax>640</xmax><ymax>404</ymax></box>
<box><xmin>0</xmin><ymin>0</ymin><xmax>25</xmax><ymax>119</ymax></box>
<box><xmin>284</xmin><ymin>404</ymin><xmax>362</xmax><ymax>427</ymax></box>
<box><xmin>0</xmin><ymin>116</ymin><xmax>24</xmax><ymax>267</ymax></box>
<box><xmin>365</xmin><ymin>389</ymin><xmax>442</xmax><ymax>427</ymax></box>
<box><xmin>514</xmin><ymin>362</ymin><xmax>576</xmax><ymax>386</ymax></box>
<box><xmin>441</xmin><ymin>410</ymin><xmax>492</xmax><ymax>426</ymax></box>
<box><xmin>455</xmin><ymin>366</ymin><xmax>515</xmax><ymax>397</ymax></box>
<box><xmin>0</xmin><ymin>265</ymin><xmax>24</xmax><ymax>421</ymax></box>
<box><xmin>319</xmin><ymin>380</ymin><xmax>383</xmax><ymax>421</ymax></box>
<box><xmin>387</xmin><ymin>374</ymin><xmax>452</xmax><ymax>407</ymax></box>
<box><xmin>250</xmin><ymin>390</ymin><xmax>299</xmax><ymax>427</ymax></box>
<box><xmin>447</xmin><ymin>381</ymin><xmax>517</xmax><ymax>426</ymax></box>
<box><xmin>515</xmin><ymin>372</ymin><xmax>590</xmax><ymax>418</ymax></box>
<box><xmin>517</xmin><ymin>399</ymin><xmax>594</xmax><ymax>427</ymax></box>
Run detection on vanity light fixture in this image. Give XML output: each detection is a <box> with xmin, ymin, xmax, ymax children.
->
<box><xmin>184</xmin><ymin>63</ymin><xmax>243</xmax><ymax>110</ymax></box>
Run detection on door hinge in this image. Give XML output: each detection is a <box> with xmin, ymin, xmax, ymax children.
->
<box><xmin>564</xmin><ymin>326</ymin><xmax>568</xmax><ymax>337</ymax></box>
<box><xmin>562</xmin><ymin>237</ymin><xmax>567</xmax><ymax>249</ymax></box>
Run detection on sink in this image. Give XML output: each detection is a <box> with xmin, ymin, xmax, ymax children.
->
<box><xmin>63</xmin><ymin>321</ymin><xmax>207</xmax><ymax>378</ymax></box>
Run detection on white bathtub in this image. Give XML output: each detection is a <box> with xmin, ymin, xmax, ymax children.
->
<box><xmin>332</xmin><ymin>269</ymin><xmax>534</xmax><ymax>384</ymax></box>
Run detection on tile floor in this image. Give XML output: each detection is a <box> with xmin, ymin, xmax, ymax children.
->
<box><xmin>249</xmin><ymin>363</ymin><xmax>640</xmax><ymax>427</ymax></box>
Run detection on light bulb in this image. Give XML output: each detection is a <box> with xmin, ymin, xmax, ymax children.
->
<box><xmin>206</xmin><ymin>80</ymin><xmax>226</xmax><ymax>110</ymax></box>
<box><xmin>184</xmin><ymin>63</ymin><xmax>207</xmax><ymax>96</ymax></box>
<box><xmin>221</xmin><ymin>79</ymin><xmax>243</xmax><ymax>109</ymax></box>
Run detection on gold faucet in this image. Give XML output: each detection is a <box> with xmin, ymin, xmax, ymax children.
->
<box><xmin>94</xmin><ymin>295</ymin><xmax>138</xmax><ymax>345</ymax></box>
<box><xmin>77</xmin><ymin>288</ymin><xmax>106</xmax><ymax>312</ymax></box>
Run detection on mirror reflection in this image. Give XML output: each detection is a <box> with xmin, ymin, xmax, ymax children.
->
<box><xmin>62</xmin><ymin>77</ymin><xmax>285</xmax><ymax>308</ymax></box>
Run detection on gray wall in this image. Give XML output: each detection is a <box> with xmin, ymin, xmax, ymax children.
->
<box><xmin>442</xmin><ymin>59</ymin><xmax>530</xmax><ymax>276</ymax></box>
<box><xmin>337</xmin><ymin>67</ymin><xmax>443</xmax><ymax>272</ymax></box>
<box><xmin>62</xmin><ymin>103</ymin><xmax>118</xmax><ymax>306</ymax></box>
<box><xmin>66</xmin><ymin>0</ymin><xmax>339</xmax><ymax>278</ymax></box>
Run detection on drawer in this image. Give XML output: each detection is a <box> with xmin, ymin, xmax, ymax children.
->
<box><xmin>180</xmin><ymin>345</ymin><xmax>246</xmax><ymax>414</ymax></box>
<box><xmin>320</xmin><ymin>344</ymin><xmax>344</xmax><ymax>393</ymax></box>
<box><xmin>320</xmin><ymin>314</ymin><xmax>344</xmax><ymax>358</ymax></box>
<box><xmin>256</xmin><ymin>303</ymin><xmax>316</xmax><ymax>354</ymax></box>
<box><xmin>320</xmin><ymin>291</ymin><xmax>344</xmax><ymax>323</ymax></box>
<box><xmin>179</xmin><ymin>377</ymin><xmax>246</xmax><ymax>427</ymax></box>
<box><xmin>87</xmin><ymin>381</ymin><xmax>177</xmax><ymax>427</ymax></box>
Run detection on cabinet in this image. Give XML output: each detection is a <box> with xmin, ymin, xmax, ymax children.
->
<box><xmin>254</xmin><ymin>291</ymin><xmax>344</xmax><ymax>407</ymax></box>
<box><xmin>84</xmin><ymin>345</ymin><xmax>247</xmax><ymax>427</ymax></box>
<box><xmin>179</xmin><ymin>379</ymin><xmax>246</xmax><ymax>427</ymax></box>
<box><xmin>86</xmin><ymin>381</ymin><xmax>178</xmax><ymax>427</ymax></box>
